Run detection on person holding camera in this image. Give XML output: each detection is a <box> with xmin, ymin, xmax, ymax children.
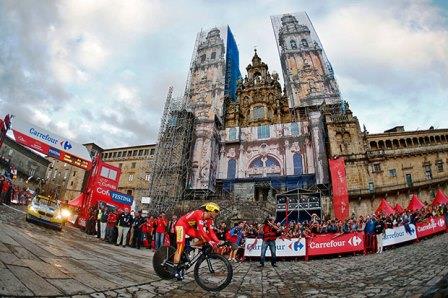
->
<box><xmin>259</xmin><ymin>215</ymin><xmax>280</xmax><ymax>268</ymax></box>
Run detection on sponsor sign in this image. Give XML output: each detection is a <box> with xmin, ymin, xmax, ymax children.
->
<box><xmin>416</xmin><ymin>216</ymin><xmax>446</xmax><ymax>239</ymax></box>
<box><xmin>109</xmin><ymin>190</ymin><xmax>133</xmax><ymax>206</ymax></box>
<box><xmin>329</xmin><ymin>158</ymin><xmax>349</xmax><ymax>221</ymax></box>
<box><xmin>244</xmin><ymin>238</ymin><xmax>306</xmax><ymax>257</ymax></box>
<box><xmin>11</xmin><ymin>117</ymin><xmax>92</xmax><ymax>170</ymax></box>
<box><xmin>382</xmin><ymin>224</ymin><xmax>417</xmax><ymax>247</ymax></box>
<box><xmin>307</xmin><ymin>232</ymin><xmax>365</xmax><ymax>256</ymax></box>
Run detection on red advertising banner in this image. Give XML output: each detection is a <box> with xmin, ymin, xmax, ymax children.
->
<box><xmin>416</xmin><ymin>216</ymin><xmax>446</xmax><ymax>239</ymax></box>
<box><xmin>307</xmin><ymin>232</ymin><xmax>365</xmax><ymax>257</ymax></box>
<box><xmin>11</xmin><ymin>117</ymin><xmax>92</xmax><ymax>170</ymax></box>
<box><xmin>329</xmin><ymin>157</ymin><xmax>349</xmax><ymax>221</ymax></box>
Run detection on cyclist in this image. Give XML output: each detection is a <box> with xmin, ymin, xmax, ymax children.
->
<box><xmin>173</xmin><ymin>202</ymin><xmax>221</xmax><ymax>280</ymax></box>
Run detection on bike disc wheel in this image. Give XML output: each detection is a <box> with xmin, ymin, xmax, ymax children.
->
<box><xmin>193</xmin><ymin>253</ymin><xmax>233</xmax><ymax>292</ymax></box>
<box><xmin>153</xmin><ymin>246</ymin><xmax>176</xmax><ymax>279</ymax></box>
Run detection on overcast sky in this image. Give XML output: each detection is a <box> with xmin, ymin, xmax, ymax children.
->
<box><xmin>1</xmin><ymin>0</ymin><xmax>447</xmax><ymax>149</ymax></box>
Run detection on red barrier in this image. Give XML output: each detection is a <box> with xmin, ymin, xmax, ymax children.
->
<box><xmin>307</xmin><ymin>232</ymin><xmax>365</xmax><ymax>257</ymax></box>
<box><xmin>416</xmin><ymin>216</ymin><xmax>446</xmax><ymax>239</ymax></box>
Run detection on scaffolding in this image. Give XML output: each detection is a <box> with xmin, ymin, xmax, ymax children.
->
<box><xmin>149</xmin><ymin>87</ymin><xmax>195</xmax><ymax>212</ymax></box>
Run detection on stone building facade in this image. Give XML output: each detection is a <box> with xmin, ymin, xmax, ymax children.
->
<box><xmin>102</xmin><ymin>144</ymin><xmax>156</xmax><ymax>209</ymax></box>
<box><xmin>45</xmin><ymin>159</ymin><xmax>85</xmax><ymax>201</ymax></box>
<box><xmin>0</xmin><ymin>136</ymin><xmax>50</xmax><ymax>191</ymax></box>
<box><xmin>324</xmin><ymin>105</ymin><xmax>448</xmax><ymax>216</ymax></box>
<box><xmin>218</xmin><ymin>51</ymin><xmax>316</xmax><ymax>201</ymax></box>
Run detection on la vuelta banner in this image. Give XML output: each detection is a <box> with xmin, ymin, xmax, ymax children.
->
<box><xmin>329</xmin><ymin>157</ymin><xmax>349</xmax><ymax>221</ymax></box>
<box><xmin>307</xmin><ymin>232</ymin><xmax>365</xmax><ymax>257</ymax></box>
<box><xmin>416</xmin><ymin>216</ymin><xmax>446</xmax><ymax>239</ymax></box>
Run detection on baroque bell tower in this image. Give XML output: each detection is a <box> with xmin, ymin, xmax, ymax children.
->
<box><xmin>271</xmin><ymin>12</ymin><xmax>342</xmax><ymax>184</ymax></box>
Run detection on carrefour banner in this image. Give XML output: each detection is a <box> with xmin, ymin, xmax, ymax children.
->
<box><xmin>329</xmin><ymin>158</ymin><xmax>349</xmax><ymax>221</ymax></box>
<box><xmin>11</xmin><ymin>117</ymin><xmax>92</xmax><ymax>170</ymax></box>
<box><xmin>307</xmin><ymin>232</ymin><xmax>365</xmax><ymax>256</ymax></box>
<box><xmin>382</xmin><ymin>224</ymin><xmax>417</xmax><ymax>247</ymax></box>
<box><xmin>416</xmin><ymin>216</ymin><xmax>446</xmax><ymax>239</ymax></box>
<box><xmin>244</xmin><ymin>238</ymin><xmax>306</xmax><ymax>257</ymax></box>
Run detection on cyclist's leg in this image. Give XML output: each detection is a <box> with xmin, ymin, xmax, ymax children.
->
<box><xmin>173</xmin><ymin>225</ymin><xmax>186</xmax><ymax>265</ymax></box>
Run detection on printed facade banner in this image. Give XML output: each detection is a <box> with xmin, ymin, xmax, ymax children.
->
<box><xmin>244</xmin><ymin>238</ymin><xmax>306</xmax><ymax>257</ymax></box>
<box><xmin>329</xmin><ymin>158</ymin><xmax>349</xmax><ymax>220</ymax></box>
<box><xmin>307</xmin><ymin>232</ymin><xmax>365</xmax><ymax>256</ymax></box>
<box><xmin>382</xmin><ymin>224</ymin><xmax>417</xmax><ymax>247</ymax></box>
<box><xmin>416</xmin><ymin>216</ymin><xmax>446</xmax><ymax>239</ymax></box>
<box><xmin>11</xmin><ymin>117</ymin><xmax>92</xmax><ymax>170</ymax></box>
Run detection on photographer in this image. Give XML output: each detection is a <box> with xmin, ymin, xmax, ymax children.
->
<box><xmin>259</xmin><ymin>215</ymin><xmax>280</xmax><ymax>268</ymax></box>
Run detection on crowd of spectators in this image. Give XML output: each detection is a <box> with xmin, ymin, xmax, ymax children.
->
<box><xmin>0</xmin><ymin>174</ymin><xmax>34</xmax><ymax>206</ymax></box>
<box><xmin>212</xmin><ymin>201</ymin><xmax>448</xmax><ymax>260</ymax></box>
<box><xmin>84</xmin><ymin>203</ymin><xmax>178</xmax><ymax>250</ymax></box>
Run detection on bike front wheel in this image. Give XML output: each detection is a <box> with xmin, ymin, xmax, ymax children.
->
<box><xmin>153</xmin><ymin>246</ymin><xmax>176</xmax><ymax>279</ymax></box>
<box><xmin>193</xmin><ymin>253</ymin><xmax>233</xmax><ymax>292</ymax></box>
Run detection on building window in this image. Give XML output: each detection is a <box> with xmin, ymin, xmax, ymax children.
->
<box><xmin>293</xmin><ymin>153</ymin><xmax>303</xmax><ymax>175</ymax></box>
<box><xmin>291</xmin><ymin>122</ymin><xmax>300</xmax><ymax>136</ymax></box>
<box><xmin>372</xmin><ymin>163</ymin><xmax>381</xmax><ymax>173</ymax></box>
<box><xmin>138</xmin><ymin>150</ymin><xmax>143</xmax><ymax>156</ymax></box>
<box><xmin>101</xmin><ymin>167</ymin><xmax>117</xmax><ymax>180</ymax></box>
<box><xmin>127</xmin><ymin>190</ymin><xmax>133</xmax><ymax>195</ymax></box>
<box><xmin>368</xmin><ymin>182</ymin><xmax>374</xmax><ymax>193</ymax></box>
<box><xmin>133</xmin><ymin>150</ymin><xmax>137</xmax><ymax>156</ymax></box>
<box><xmin>144</xmin><ymin>149</ymin><xmax>149</xmax><ymax>156</ymax></box>
<box><xmin>424</xmin><ymin>165</ymin><xmax>432</xmax><ymax>180</ymax></box>
<box><xmin>117</xmin><ymin>152</ymin><xmax>122</xmax><ymax>158</ymax></box>
<box><xmin>211</xmin><ymin>52</ymin><xmax>216</xmax><ymax>60</ymax></box>
<box><xmin>253</xmin><ymin>106</ymin><xmax>265</xmax><ymax>120</ymax></box>
<box><xmin>200</xmin><ymin>54</ymin><xmax>206</xmax><ymax>63</ymax></box>
<box><xmin>128</xmin><ymin>150</ymin><xmax>132</xmax><ymax>157</ymax></box>
<box><xmin>113</xmin><ymin>152</ymin><xmax>117</xmax><ymax>158</ymax></box>
<box><xmin>257</xmin><ymin>125</ymin><xmax>270</xmax><ymax>139</ymax></box>
<box><xmin>388</xmin><ymin>169</ymin><xmax>397</xmax><ymax>177</ymax></box>
<box><xmin>301</xmin><ymin>39</ymin><xmax>308</xmax><ymax>47</ymax></box>
<box><xmin>131</xmin><ymin>162</ymin><xmax>136</xmax><ymax>169</ymax></box>
<box><xmin>227</xmin><ymin>159</ymin><xmax>236</xmax><ymax>179</ymax></box>
<box><xmin>290</xmin><ymin>40</ymin><xmax>297</xmax><ymax>49</ymax></box>
<box><xmin>128</xmin><ymin>174</ymin><xmax>134</xmax><ymax>182</ymax></box>
<box><xmin>229</xmin><ymin>128</ymin><xmax>237</xmax><ymax>140</ymax></box>
<box><xmin>145</xmin><ymin>173</ymin><xmax>151</xmax><ymax>181</ymax></box>
<box><xmin>70</xmin><ymin>181</ymin><xmax>74</xmax><ymax>186</ymax></box>
<box><xmin>73</xmin><ymin>171</ymin><xmax>77</xmax><ymax>177</ymax></box>
<box><xmin>436</xmin><ymin>161</ymin><xmax>444</xmax><ymax>172</ymax></box>
<box><xmin>406</xmin><ymin>174</ymin><xmax>413</xmax><ymax>187</ymax></box>
<box><xmin>150</xmin><ymin>148</ymin><xmax>155</xmax><ymax>155</ymax></box>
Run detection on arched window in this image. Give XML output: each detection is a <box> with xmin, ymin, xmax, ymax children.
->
<box><xmin>249</xmin><ymin>158</ymin><xmax>264</xmax><ymax>168</ymax></box>
<box><xmin>253</xmin><ymin>106</ymin><xmax>265</xmax><ymax>120</ymax></box>
<box><xmin>227</xmin><ymin>159</ymin><xmax>236</xmax><ymax>179</ymax></box>
<box><xmin>301</xmin><ymin>39</ymin><xmax>308</xmax><ymax>47</ymax></box>
<box><xmin>211</xmin><ymin>52</ymin><xmax>216</xmax><ymax>60</ymax></box>
<box><xmin>293</xmin><ymin>153</ymin><xmax>303</xmax><ymax>175</ymax></box>
<box><xmin>290</xmin><ymin>40</ymin><xmax>297</xmax><ymax>49</ymax></box>
<box><xmin>266</xmin><ymin>156</ymin><xmax>280</xmax><ymax>167</ymax></box>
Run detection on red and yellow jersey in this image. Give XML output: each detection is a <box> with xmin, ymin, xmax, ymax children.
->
<box><xmin>176</xmin><ymin>209</ymin><xmax>219</xmax><ymax>243</ymax></box>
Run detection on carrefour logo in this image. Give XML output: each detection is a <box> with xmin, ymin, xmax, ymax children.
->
<box><xmin>60</xmin><ymin>140</ymin><xmax>72</xmax><ymax>150</ymax></box>
<box><xmin>437</xmin><ymin>218</ymin><xmax>445</xmax><ymax>228</ymax></box>
<box><xmin>348</xmin><ymin>235</ymin><xmax>362</xmax><ymax>247</ymax></box>
<box><xmin>29</xmin><ymin>128</ymin><xmax>59</xmax><ymax>145</ymax></box>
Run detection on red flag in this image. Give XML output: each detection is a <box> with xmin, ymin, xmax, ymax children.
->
<box><xmin>329</xmin><ymin>157</ymin><xmax>349</xmax><ymax>221</ymax></box>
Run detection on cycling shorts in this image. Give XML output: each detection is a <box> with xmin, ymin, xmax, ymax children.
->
<box><xmin>175</xmin><ymin>224</ymin><xmax>200</xmax><ymax>245</ymax></box>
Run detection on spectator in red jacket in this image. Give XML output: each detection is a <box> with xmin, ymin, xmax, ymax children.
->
<box><xmin>106</xmin><ymin>210</ymin><xmax>118</xmax><ymax>243</ymax></box>
<box><xmin>259</xmin><ymin>215</ymin><xmax>280</xmax><ymax>267</ymax></box>
<box><xmin>145</xmin><ymin>216</ymin><xmax>155</xmax><ymax>249</ymax></box>
<box><xmin>155</xmin><ymin>212</ymin><xmax>168</xmax><ymax>249</ymax></box>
